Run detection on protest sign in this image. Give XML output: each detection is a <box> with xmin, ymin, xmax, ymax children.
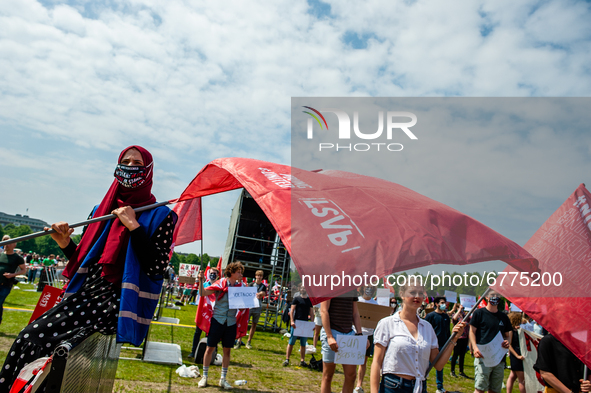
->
<box><xmin>293</xmin><ymin>320</ymin><xmax>316</xmax><ymax>338</ymax></box>
<box><xmin>376</xmin><ymin>288</ymin><xmax>390</xmax><ymax>306</ymax></box>
<box><xmin>357</xmin><ymin>302</ymin><xmax>392</xmax><ymax>329</ymax></box>
<box><xmin>510</xmin><ymin>303</ymin><xmax>522</xmax><ymax>312</ymax></box>
<box><xmin>334</xmin><ymin>334</ymin><xmax>367</xmax><ymax>365</ymax></box>
<box><xmin>479</xmin><ymin>332</ymin><xmax>508</xmax><ymax>367</ymax></box>
<box><xmin>444</xmin><ymin>290</ymin><xmax>457</xmax><ymax>303</ymax></box>
<box><xmin>460</xmin><ymin>294</ymin><xmax>476</xmax><ymax>309</ymax></box>
<box><xmin>228</xmin><ymin>286</ymin><xmax>259</xmax><ymax>309</ymax></box>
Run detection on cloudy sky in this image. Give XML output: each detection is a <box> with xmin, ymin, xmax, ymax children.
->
<box><xmin>1</xmin><ymin>0</ymin><xmax>590</xmax><ymax>263</ymax></box>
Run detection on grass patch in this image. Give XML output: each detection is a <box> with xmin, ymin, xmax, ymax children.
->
<box><xmin>1</xmin><ymin>285</ymin><xmax>520</xmax><ymax>392</ymax></box>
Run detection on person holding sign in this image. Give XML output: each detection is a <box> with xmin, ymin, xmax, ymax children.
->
<box><xmin>370</xmin><ymin>283</ymin><xmax>466</xmax><ymax>393</ymax></box>
<box><xmin>283</xmin><ymin>284</ymin><xmax>314</xmax><ymax>367</ymax></box>
<box><xmin>469</xmin><ymin>290</ymin><xmax>512</xmax><ymax>393</ymax></box>
<box><xmin>197</xmin><ymin>262</ymin><xmax>247</xmax><ymax>390</ymax></box>
<box><xmin>320</xmin><ymin>290</ymin><xmax>364</xmax><ymax>393</ymax></box>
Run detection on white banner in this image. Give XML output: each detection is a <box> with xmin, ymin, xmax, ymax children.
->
<box><xmin>228</xmin><ymin>286</ymin><xmax>259</xmax><ymax>309</ymax></box>
<box><xmin>179</xmin><ymin>263</ymin><xmax>200</xmax><ymax>278</ymax></box>
<box><xmin>293</xmin><ymin>320</ymin><xmax>316</xmax><ymax>338</ymax></box>
<box><xmin>334</xmin><ymin>334</ymin><xmax>367</xmax><ymax>365</ymax></box>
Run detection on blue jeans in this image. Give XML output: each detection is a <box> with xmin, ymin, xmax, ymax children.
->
<box><xmin>436</xmin><ymin>344</ymin><xmax>444</xmax><ymax>390</ymax></box>
<box><xmin>380</xmin><ymin>374</ymin><xmax>426</xmax><ymax>393</ymax></box>
<box><xmin>0</xmin><ymin>285</ymin><xmax>13</xmax><ymax>323</ymax></box>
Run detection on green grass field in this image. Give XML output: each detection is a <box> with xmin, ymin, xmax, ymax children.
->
<box><xmin>0</xmin><ymin>284</ymin><xmax>519</xmax><ymax>392</ymax></box>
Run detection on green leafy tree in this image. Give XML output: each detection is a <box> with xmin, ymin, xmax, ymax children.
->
<box><xmin>0</xmin><ymin>225</ymin><xmax>4</xmax><ymax>240</ymax></box>
<box><xmin>170</xmin><ymin>252</ymin><xmax>183</xmax><ymax>272</ymax></box>
<box><xmin>3</xmin><ymin>224</ymin><xmax>36</xmax><ymax>253</ymax></box>
<box><xmin>184</xmin><ymin>254</ymin><xmax>200</xmax><ymax>272</ymax></box>
<box><xmin>35</xmin><ymin>235</ymin><xmax>62</xmax><ymax>257</ymax></box>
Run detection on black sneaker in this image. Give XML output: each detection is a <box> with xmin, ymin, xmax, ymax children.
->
<box><xmin>459</xmin><ymin>372</ymin><xmax>469</xmax><ymax>378</ymax></box>
<box><xmin>450</xmin><ymin>371</ymin><xmax>457</xmax><ymax>378</ymax></box>
<box><xmin>300</xmin><ymin>361</ymin><xmax>308</xmax><ymax>367</ymax></box>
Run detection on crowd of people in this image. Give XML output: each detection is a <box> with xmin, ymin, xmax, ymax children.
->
<box><xmin>0</xmin><ymin>144</ymin><xmax>589</xmax><ymax>393</ymax></box>
<box><xmin>177</xmin><ymin>268</ymin><xmax>591</xmax><ymax>393</ymax></box>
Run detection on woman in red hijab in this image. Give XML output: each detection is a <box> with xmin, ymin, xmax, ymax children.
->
<box><xmin>0</xmin><ymin>146</ymin><xmax>177</xmax><ymax>392</ymax></box>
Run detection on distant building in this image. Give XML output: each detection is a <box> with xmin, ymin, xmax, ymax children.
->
<box><xmin>0</xmin><ymin>212</ymin><xmax>49</xmax><ymax>232</ymax></box>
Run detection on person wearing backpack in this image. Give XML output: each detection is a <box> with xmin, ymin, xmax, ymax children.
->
<box><xmin>283</xmin><ymin>284</ymin><xmax>314</xmax><ymax>367</ymax></box>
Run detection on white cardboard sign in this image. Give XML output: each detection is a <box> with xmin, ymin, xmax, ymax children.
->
<box><xmin>293</xmin><ymin>320</ymin><xmax>316</xmax><ymax>338</ymax></box>
<box><xmin>376</xmin><ymin>288</ymin><xmax>391</xmax><ymax>306</ymax></box>
<box><xmin>460</xmin><ymin>294</ymin><xmax>477</xmax><ymax>309</ymax></box>
<box><xmin>479</xmin><ymin>332</ymin><xmax>508</xmax><ymax>367</ymax></box>
<box><xmin>444</xmin><ymin>290</ymin><xmax>457</xmax><ymax>303</ymax></box>
<box><xmin>334</xmin><ymin>335</ymin><xmax>367</xmax><ymax>365</ymax></box>
<box><xmin>228</xmin><ymin>286</ymin><xmax>260</xmax><ymax>309</ymax></box>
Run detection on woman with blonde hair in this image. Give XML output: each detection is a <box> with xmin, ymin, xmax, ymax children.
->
<box><xmin>371</xmin><ymin>282</ymin><xmax>465</xmax><ymax>393</ymax></box>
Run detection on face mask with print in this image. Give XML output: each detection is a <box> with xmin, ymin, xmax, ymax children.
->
<box><xmin>489</xmin><ymin>296</ymin><xmax>500</xmax><ymax>305</ymax></box>
<box><xmin>364</xmin><ymin>287</ymin><xmax>374</xmax><ymax>297</ymax></box>
<box><xmin>208</xmin><ymin>272</ymin><xmax>218</xmax><ymax>281</ymax></box>
<box><xmin>114</xmin><ymin>163</ymin><xmax>152</xmax><ymax>189</ymax></box>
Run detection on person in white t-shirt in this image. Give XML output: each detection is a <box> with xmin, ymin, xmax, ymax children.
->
<box><xmin>370</xmin><ymin>283</ymin><xmax>465</xmax><ymax>393</ymax></box>
<box><xmin>354</xmin><ymin>285</ymin><xmax>378</xmax><ymax>393</ymax></box>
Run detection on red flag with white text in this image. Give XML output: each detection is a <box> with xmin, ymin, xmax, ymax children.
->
<box><xmin>495</xmin><ymin>184</ymin><xmax>591</xmax><ymax>368</ymax></box>
<box><xmin>177</xmin><ymin>158</ymin><xmax>536</xmax><ymax>301</ymax></box>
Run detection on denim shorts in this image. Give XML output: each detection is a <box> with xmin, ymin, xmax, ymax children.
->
<box><xmin>320</xmin><ymin>328</ymin><xmax>355</xmax><ymax>363</ymax></box>
<box><xmin>380</xmin><ymin>374</ymin><xmax>426</xmax><ymax>393</ymax></box>
<box><xmin>288</xmin><ymin>326</ymin><xmax>308</xmax><ymax>346</ymax></box>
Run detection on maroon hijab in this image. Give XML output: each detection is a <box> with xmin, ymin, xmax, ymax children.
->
<box><xmin>63</xmin><ymin>146</ymin><xmax>157</xmax><ymax>283</ymax></box>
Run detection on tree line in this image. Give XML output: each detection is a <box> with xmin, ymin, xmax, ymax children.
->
<box><xmin>0</xmin><ymin>224</ymin><xmax>218</xmax><ymax>272</ymax></box>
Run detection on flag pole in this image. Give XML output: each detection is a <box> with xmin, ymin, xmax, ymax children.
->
<box><xmin>0</xmin><ymin>200</ymin><xmax>175</xmax><ymax>247</ymax></box>
<box><xmin>584</xmin><ymin>365</ymin><xmax>588</xmax><ymax>380</ymax></box>
<box><xmin>424</xmin><ymin>287</ymin><xmax>492</xmax><ymax>378</ymax></box>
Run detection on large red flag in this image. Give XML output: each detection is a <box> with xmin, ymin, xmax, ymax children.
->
<box><xmin>178</xmin><ymin>158</ymin><xmax>536</xmax><ymax>300</ymax></box>
<box><xmin>495</xmin><ymin>184</ymin><xmax>591</xmax><ymax>368</ymax></box>
<box><xmin>171</xmin><ymin>197</ymin><xmax>202</xmax><ymax>247</ymax></box>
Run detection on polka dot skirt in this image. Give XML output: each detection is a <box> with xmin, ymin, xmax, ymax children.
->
<box><xmin>0</xmin><ymin>211</ymin><xmax>174</xmax><ymax>392</ymax></box>
<box><xmin>0</xmin><ymin>263</ymin><xmax>119</xmax><ymax>392</ymax></box>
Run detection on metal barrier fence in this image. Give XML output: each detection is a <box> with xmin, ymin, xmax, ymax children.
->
<box><xmin>44</xmin><ymin>332</ymin><xmax>121</xmax><ymax>393</ymax></box>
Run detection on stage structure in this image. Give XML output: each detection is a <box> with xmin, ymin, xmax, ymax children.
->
<box><xmin>221</xmin><ymin>189</ymin><xmax>291</xmax><ymax>331</ymax></box>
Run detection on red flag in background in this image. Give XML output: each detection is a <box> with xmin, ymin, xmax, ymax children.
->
<box><xmin>204</xmin><ymin>262</ymin><xmax>211</xmax><ymax>278</ymax></box>
<box><xmin>495</xmin><ymin>184</ymin><xmax>591</xmax><ymax>368</ymax></box>
<box><xmin>178</xmin><ymin>158</ymin><xmax>536</xmax><ymax>301</ymax></box>
<box><xmin>216</xmin><ymin>257</ymin><xmax>223</xmax><ymax>275</ymax></box>
<box><xmin>171</xmin><ymin>197</ymin><xmax>202</xmax><ymax>247</ymax></box>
